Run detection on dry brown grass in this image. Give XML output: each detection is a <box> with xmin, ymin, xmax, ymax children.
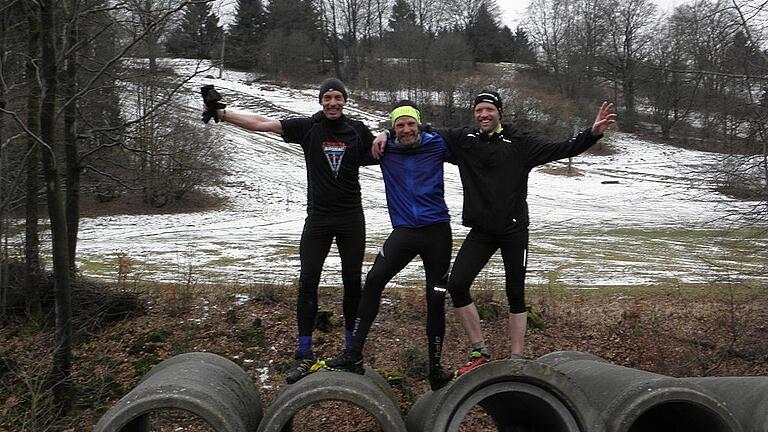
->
<box><xmin>1</xmin><ymin>282</ymin><xmax>766</xmax><ymax>431</ymax></box>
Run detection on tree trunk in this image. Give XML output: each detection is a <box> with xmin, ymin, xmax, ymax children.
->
<box><xmin>64</xmin><ymin>4</ymin><xmax>80</xmax><ymax>275</ymax></box>
<box><xmin>24</xmin><ymin>0</ymin><xmax>43</xmax><ymax>320</ymax></box>
<box><xmin>144</xmin><ymin>0</ymin><xmax>158</xmax><ymax>74</ymax></box>
<box><xmin>623</xmin><ymin>73</ymin><xmax>637</xmax><ymax>132</ymax></box>
<box><xmin>40</xmin><ymin>0</ymin><xmax>73</xmax><ymax>411</ymax></box>
<box><xmin>0</xmin><ymin>0</ymin><xmax>7</xmax><ymax>322</ymax></box>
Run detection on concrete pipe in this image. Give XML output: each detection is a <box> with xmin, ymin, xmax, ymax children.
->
<box><xmin>256</xmin><ymin>368</ymin><xmax>405</xmax><ymax>432</ymax></box>
<box><xmin>94</xmin><ymin>352</ymin><xmax>263</xmax><ymax>432</ymax></box>
<box><xmin>537</xmin><ymin>351</ymin><xmax>742</xmax><ymax>432</ymax></box>
<box><xmin>406</xmin><ymin>358</ymin><xmax>597</xmax><ymax>432</ymax></box>
<box><xmin>362</xmin><ymin>365</ymin><xmax>400</xmax><ymax>407</ymax></box>
<box><xmin>687</xmin><ymin>376</ymin><xmax>768</xmax><ymax>432</ymax></box>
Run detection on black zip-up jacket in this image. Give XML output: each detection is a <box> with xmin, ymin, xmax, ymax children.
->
<box><xmin>439</xmin><ymin>125</ymin><xmax>601</xmax><ymax>235</ymax></box>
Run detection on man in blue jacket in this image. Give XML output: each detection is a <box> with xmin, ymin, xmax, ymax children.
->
<box><xmin>324</xmin><ymin>101</ymin><xmax>455</xmax><ymax>390</ymax></box>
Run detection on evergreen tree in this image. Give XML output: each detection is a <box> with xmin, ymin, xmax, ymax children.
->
<box><xmin>467</xmin><ymin>3</ymin><xmax>504</xmax><ymax>62</ymax></box>
<box><xmin>166</xmin><ymin>2</ymin><xmax>223</xmax><ymax>59</ymax></box>
<box><xmin>266</xmin><ymin>0</ymin><xmax>320</xmax><ymax>36</ymax></box>
<box><xmin>261</xmin><ymin>0</ymin><xmax>322</xmax><ymax>78</ymax></box>
<box><xmin>384</xmin><ymin>0</ymin><xmax>427</xmax><ymax>59</ymax></box>
<box><xmin>226</xmin><ymin>0</ymin><xmax>268</xmax><ymax>69</ymax></box>
<box><xmin>388</xmin><ymin>0</ymin><xmax>416</xmax><ymax>32</ymax></box>
<box><xmin>510</xmin><ymin>26</ymin><xmax>537</xmax><ymax>64</ymax></box>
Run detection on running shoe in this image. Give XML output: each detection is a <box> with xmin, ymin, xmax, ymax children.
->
<box><xmin>324</xmin><ymin>348</ymin><xmax>364</xmax><ymax>374</ymax></box>
<box><xmin>428</xmin><ymin>366</ymin><xmax>454</xmax><ymax>390</ymax></box>
<box><xmin>454</xmin><ymin>350</ymin><xmax>491</xmax><ymax>378</ymax></box>
<box><xmin>286</xmin><ymin>351</ymin><xmax>318</xmax><ymax>384</ymax></box>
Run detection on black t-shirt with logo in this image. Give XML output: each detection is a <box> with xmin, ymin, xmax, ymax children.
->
<box><xmin>281</xmin><ymin>111</ymin><xmax>376</xmax><ymax>216</ymax></box>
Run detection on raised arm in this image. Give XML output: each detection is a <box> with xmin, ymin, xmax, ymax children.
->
<box><xmin>591</xmin><ymin>101</ymin><xmax>616</xmax><ymax>136</ymax></box>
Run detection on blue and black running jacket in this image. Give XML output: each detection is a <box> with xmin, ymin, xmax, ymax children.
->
<box><xmin>380</xmin><ymin>131</ymin><xmax>453</xmax><ymax>228</ymax></box>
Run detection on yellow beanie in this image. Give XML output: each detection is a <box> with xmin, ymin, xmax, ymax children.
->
<box><xmin>390</xmin><ymin>105</ymin><xmax>421</xmax><ymax>125</ymax></box>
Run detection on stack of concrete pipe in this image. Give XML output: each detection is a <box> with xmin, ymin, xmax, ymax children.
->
<box><xmin>95</xmin><ymin>351</ymin><xmax>767</xmax><ymax>432</ymax></box>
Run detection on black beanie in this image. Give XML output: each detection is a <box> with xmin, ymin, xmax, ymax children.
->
<box><xmin>318</xmin><ymin>78</ymin><xmax>348</xmax><ymax>102</ymax></box>
<box><xmin>473</xmin><ymin>90</ymin><xmax>503</xmax><ymax>115</ymax></box>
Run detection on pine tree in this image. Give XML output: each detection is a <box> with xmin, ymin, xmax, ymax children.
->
<box><xmin>261</xmin><ymin>0</ymin><xmax>322</xmax><ymax>77</ymax></box>
<box><xmin>226</xmin><ymin>0</ymin><xmax>267</xmax><ymax>69</ymax></box>
<box><xmin>388</xmin><ymin>0</ymin><xmax>416</xmax><ymax>33</ymax></box>
<box><xmin>266</xmin><ymin>0</ymin><xmax>320</xmax><ymax>36</ymax></box>
<box><xmin>467</xmin><ymin>3</ymin><xmax>504</xmax><ymax>63</ymax></box>
<box><xmin>166</xmin><ymin>2</ymin><xmax>223</xmax><ymax>59</ymax></box>
<box><xmin>512</xmin><ymin>26</ymin><xmax>537</xmax><ymax>64</ymax></box>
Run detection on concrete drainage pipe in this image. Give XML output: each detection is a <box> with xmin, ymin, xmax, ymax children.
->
<box><xmin>406</xmin><ymin>358</ymin><xmax>596</xmax><ymax>432</ymax></box>
<box><xmin>94</xmin><ymin>352</ymin><xmax>263</xmax><ymax>432</ymax></box>
<box><xmin>537</xmin><ymin>351</ymin><xmax>743</xmax><ymax>432</ymax></box>
<box><xmin>256</xmin><ymin>367</ymin><xmax>406</xmax><ymax>432</ymax></box>
<box><xmin>686</xmin><ymin>376</ymin><xmax>768</xmax><ymax>432</ymax></box>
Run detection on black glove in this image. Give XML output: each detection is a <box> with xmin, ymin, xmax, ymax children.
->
<box><xmin>201</xmin><ymin>84</ymin><xmax>227</xmax><ymax>123</ymax></box>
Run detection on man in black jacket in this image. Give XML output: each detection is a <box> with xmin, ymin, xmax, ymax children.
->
<box><xmin>443</xmin><ymin>91</ymin><xmax>615</xmax><ymax>375</ymax></box>
<box><xmin>203</xmin><ymin>79</ymin><xmax>377</xmax><ymax>384</ymax></box>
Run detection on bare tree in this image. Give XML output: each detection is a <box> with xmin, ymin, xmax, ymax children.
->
<box><xmin>602</xmin><ymin>0</ymin><xmax>658</xmax><ymax>132</ymax></box>
<box><xmin>525</xmin><ymin>0</ymin><xmax>575</xmax><ymax>95</ymax></box>
<box><xmin>23</xmin><ymin>0</ymin><xmax>43</xmax><ymax>320</ymax></box>
<box><xmin>1</xmin><ymin>0</ymin><xmax>223</xmax><ymax>413</ymax></box>
<box><xmin>646</xmin><ymin>15</ymin><xmax>701</xmax><ymax>139</ymax></box>
<box><xmin>39</xmin><ymin>0</ymin><xmax>75</xmax><ymax>409</ymax></box>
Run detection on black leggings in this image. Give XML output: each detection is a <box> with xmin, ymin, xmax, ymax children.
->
<box><xmin>349</xmin><ymin>222</ymin><xmax>451</xmax><ymax>368</ymax></box>
<box><xmin>447</xmin><ymin>228</ymin><xmax>528</xmax><ymax>313</ymax></box>
<box><xmin>297</xmin><ymin>211</ymin><xmax>365</xmax><ymax>336</ymax></box>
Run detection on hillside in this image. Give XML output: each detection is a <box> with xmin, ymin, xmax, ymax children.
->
<box><xmin>67</xmin><ymin>59</ymin><xmax>768</xmax><ymax>290</ymax></box>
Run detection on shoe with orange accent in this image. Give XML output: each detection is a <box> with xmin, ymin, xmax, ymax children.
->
<box><xmin>454</xmin><ymin>350</ymin><xmax>491</xmax><ymax>378</ymax></box>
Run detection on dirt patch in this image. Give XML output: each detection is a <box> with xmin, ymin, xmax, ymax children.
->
<box><xmin>539</xmin><ymin>164</ymin><xmax>584</xmax><ymax>177</ymax></box>
<box><xmin>78</xmin><ymin>190</ymin><xmax>228</xmax><ymax>218</ymax></box>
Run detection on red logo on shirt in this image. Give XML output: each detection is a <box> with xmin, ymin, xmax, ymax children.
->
<box><xmin>323</xmin><ymin>141</ymin><xmax>347</xmax><ymax>178</ymax></box>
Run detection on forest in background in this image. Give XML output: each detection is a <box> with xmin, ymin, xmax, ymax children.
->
<box><xmin>0</xmin><ymin>0</ymin><xmax>766</xmax><ymax>424</ymax></box>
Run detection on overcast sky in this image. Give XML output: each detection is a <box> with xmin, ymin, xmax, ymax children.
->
<box><xmin>498</xmin><ymin>0</ymin><xmax>693</xmax><ymax>29</ymax></box>
<box><xmin>212</xmin><ymin>0</ymin><xmax>694</xmax><ymax>30</ymax></box>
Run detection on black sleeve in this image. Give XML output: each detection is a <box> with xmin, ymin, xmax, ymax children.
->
<box><xmin>353</xmin><ymin>121</ymin><xmax>380</xmax><ymax>166</ymax></box>
<box><xmin>436</xmin><ymin>133</ymin><xmax>459</xmax><ymax>165</ymax></box>
<box><xmin>525</xmin><ymin>128</ymin><xmax>601</xmax><ymax>169</ymax></box>
<box><xmin>436</xmin><ymin>127</ymin><xmax>469</xmax><ymax>158</ymax></box>
<box><xmin>280</xmin><ymin>117</ymin><xmax>313</xmax><ymax>146</ymax></box>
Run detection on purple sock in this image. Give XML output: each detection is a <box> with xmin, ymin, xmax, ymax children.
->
<box><xmin>345</xmin><ymin>330</ymin><xmax>354</xmax><ymax>349</ymax></box>
<box><xmin>298</xmin><ymin>336</ymin><xmax>313</xmax><ymax>357</ymax></box>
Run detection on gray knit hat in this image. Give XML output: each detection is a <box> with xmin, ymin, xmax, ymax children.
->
<box><xmin>318</xmin><ymin>78</ymin><xmax>348</xmax><ymax>102</ymax></box>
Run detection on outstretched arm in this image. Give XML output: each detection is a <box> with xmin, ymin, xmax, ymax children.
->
<box><xmin>216</xmin><ymin>109</ymin><xmax>284</xmax><ymax>135</ymax></box>
<box><xmin>591</xmin><ymin>101</ymin><xmax>617</xmax><ymax>136</ymax></box>
<box><xmin>200</xmin><ymin>85</ymin><xmax>283</xmax><ymax>134</ymax></box>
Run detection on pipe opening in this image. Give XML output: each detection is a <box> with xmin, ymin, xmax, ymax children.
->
<box><xmin>451</xmin><ymin>382</ymin><xmax>581</xmax><ymax>432</ymax></box>
<box><xmin>628</xmin><ymin>401</ymin><xmax>732</xmax><ymax>432</ymax></box>
<box><xmin>121</xmin><ymin>409</ymin><xmax>214</xmax><ymax>432</ymax></box>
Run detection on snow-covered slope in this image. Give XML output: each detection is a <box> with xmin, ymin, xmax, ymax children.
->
<box><xmin>73</xmin><ymin>59</ymin><xmax>767</xmax><ymax>288</ymax></box>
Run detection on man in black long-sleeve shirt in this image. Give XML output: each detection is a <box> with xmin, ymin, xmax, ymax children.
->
<box><xmin>204</xmin><ymin>79</ymin><xmax>377</xmax><ymax>384</ymax></box>
<box><xmin>441</xmin><ymin>91</ymin><xmax>615</xmax><ymax>375</ymax></box>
